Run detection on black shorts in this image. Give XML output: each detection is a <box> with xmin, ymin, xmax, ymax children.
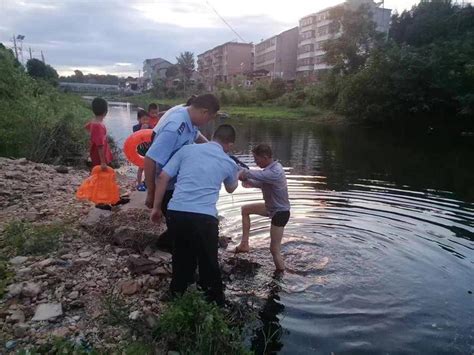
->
<box><xmin>271</xmin><ymin>211</ymin><xmax>290</xmax><ymax>227</ymax></box>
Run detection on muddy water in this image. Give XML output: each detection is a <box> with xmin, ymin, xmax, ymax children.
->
<box><xmin>105</xmin><ymin>103</ymin><xmax>474</xmax><ymax>354</ymax></box>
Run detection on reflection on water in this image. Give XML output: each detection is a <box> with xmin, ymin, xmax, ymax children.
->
<box><xmin>105</xmin><ymin>102</ymin><xmax>474</xmax><ymax>354</ymax></box>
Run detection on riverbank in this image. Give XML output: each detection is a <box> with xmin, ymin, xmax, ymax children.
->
<box><xmin>0</xmin><ymin>158</ymin><xmax>276</xmax><ymax>353</ymax></box>
<box><xmin>110</xmin><ymin>93</ymin><xmax>344</xmax><ymax>123</ymax></box>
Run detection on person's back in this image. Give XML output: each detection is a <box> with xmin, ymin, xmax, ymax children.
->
<box><xmin>167</xmin><ymin>142</ymin><xmax>237</xmax><ymax>217</ymax></box>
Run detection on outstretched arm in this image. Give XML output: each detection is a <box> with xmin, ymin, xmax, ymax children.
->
<box><xmin>150</xmin><ymin>172</ymin><xmax>171</xmax><ymax>223</ymax></box>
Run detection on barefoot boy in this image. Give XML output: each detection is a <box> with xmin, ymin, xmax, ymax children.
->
<box><xmin>236</xmin><ymin>144</ymin><xmax>290</xmax><ymax>271</ymax></box>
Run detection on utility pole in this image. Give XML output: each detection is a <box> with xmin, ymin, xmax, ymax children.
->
<box><xmin>41</xmin><ymin>51</ymin><xmax>45</xmax><ymax>63</ymax></box>
<box><xmin>29</xmin><ymin>47</ymin><xmax>32</xmax><ymax>60</ymax></box>
<box><xmin>12</xmin><ymin>35</ymin><xmax>18</xmax><ymax>59</ymax></box>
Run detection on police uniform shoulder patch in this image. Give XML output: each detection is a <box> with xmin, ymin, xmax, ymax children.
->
<box><xmin>177</xmin><ymin>122</ymin><xmax>186</xmax><ymax>135</ymax></box>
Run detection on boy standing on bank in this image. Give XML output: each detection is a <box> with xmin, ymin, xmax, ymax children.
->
<box><xmin>236</xmin><ymin>144</ymin><xmax>290</xmax><ymax>271</ymax></box>
<box><xmin>85</xmin><ymin>97</ymin><xmax>113</xmax><ymax>171</ymax></box>
<box><xmin>150</xmin><ymin>124</ymin><xmax>239</xmax><ymax>305</ymax></box>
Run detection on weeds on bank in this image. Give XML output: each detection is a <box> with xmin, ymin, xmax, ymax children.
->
<box><xmin>2</xmin><ymin>220</ymin><xmax>64</xmax><ymax>257</ymax></box>
<box><xmin>153</xmin><ymin>289</ymin><xmax>251</xmax><ymax>355</ymax></box>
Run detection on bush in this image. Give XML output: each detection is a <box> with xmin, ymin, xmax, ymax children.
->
<box><xmin>154</xmin><ymin>290</ymin><xmax>250</xmax><ymax>355</ymax></box>
<box><xmin>0</xmin><ymin>43</ymin><xmax>90</xmax><ymax>163</ymax></box>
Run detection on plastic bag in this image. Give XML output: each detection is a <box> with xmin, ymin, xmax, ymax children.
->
<box><xmin>76</xmin><ymin>166</ymin><xmax>120</xmax><ymax>205</ymax></box>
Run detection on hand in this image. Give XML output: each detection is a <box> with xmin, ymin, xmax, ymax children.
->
<box><xmin>150</xmin><ymin>208</ymin><xmax>162</xmax><ymax>224</ymax></box>
<box><xmin>242</xmin><ymin>180</ymin><xmax>252</xmax><ymax>188</ymax></box>
<box><xmin>238</xmin><ymin>170</ymin><xmax>246</xmax><ymax>181</ymax></box>
<box><xmin>100</xmin><ymin>163</ymin><xmax>108</xmax><ymax>172</ymax></box>
<box><xmin>145</xmin><ymin>192</ymin><xmax>154</xmax><ymax>209</ymax></box>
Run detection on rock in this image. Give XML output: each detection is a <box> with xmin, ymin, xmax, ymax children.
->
<box><xmin>36</xmin><ymin>258</ymin><xmax>55</xmax><ymax>268</ymax></box>
<box><xmin>73</xmin><ymin>316</ymin><xmax>81</xmax><ymax>321</ymax></box>
<box><xmin>128</xmin><ymin>311</ymin><xmax>140</xmax><ymax>320</ymax></box>
<box><xmin>55</xmin><ymin>166</ymin><xmax>69</xmax><ymax>174</ymax></box>
<box><xmin>13</xmin><ymin>323</ymin><xmax>29</xmax><ymax>338</ymax></box>
<box><xmin>120</xmin><ymin>280</ymin><xmax>140</xmax><ymax>295</ymax></box>
<box><xmin>5</xmin><ymin>340</ymin><xmax>17</xmax><ymax>350</ymax></box>
<box><xmin>61</xmin><ymin>253</ymin><xmax>74</xmax><ymax>260</ymax></box>
<box><xmin>69</xmin><ymin>291</ymin><xmax>79</xmax><ymax>300</ymax></box>
<box><xmin>9</xmin><ymin>256</ymin><xmax>28</xmax><ymax>266</ymax></box>
<box><xmin>17</xmin><ymin>267</ymin><xmax>32</xmax><ymax>276</ymax></box>
<box><xmin>151</xmin><ymin>250</ymin><xmax>172</xmax><ymax>263</ymax></box>
<box><xmin>79</xmin><ymin>251</ymin><xmax>93</xmax><ymax>258</ymax></box>
<box><xmin>9</xmin><ymin>310</ymin><xmax>25</xmax><ymax>323</ymax></box>
<box><xmin>23</xmin><ymin>282</ymin><xmax>41</xmax><ymax>297</ymax></box>
<box><xmin>127</xmin><ymin>257</ymin><xmax>158</xmax><ymax>274</ymax></box>
<box><xmin>32</xmin><ymin>303</ymin><xmax>63</xmax><ymax>321</ymax></box>
<box><xmin>17</xmin><ymin>158</ymin><xmax>28</xmax><ymax>165</ymax></box>
<box><xmin>81</xmin><ymin>208</ymin><xmax>112</xmax><ymax>227</ymax></box>
<box><xmin>218</xmin><ymin>236</ymin><xmax>231</xmax><ymax>248</ymax></box>
<box><xmin>7</xmin><ymin>282</ymin><xmax>41</xmax><ymax>298</ymax></box>
<box><xmin>52</xmin><ymin>327</ymin><xmax>70</xmax><ymax>337</ymax></box>
<box><xmin>150</xmin><ymin>266</ymin><xmax>170</xmax><ymax>277</ymax></box>
<box><xmin>114</xmin><ymin>247</ymin><xmax>128</xmax><ymax>256</ymax></box>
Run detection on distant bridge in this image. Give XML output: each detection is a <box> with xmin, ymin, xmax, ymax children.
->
<box><xmin>58</xmin><ymin>82</ymin><xmax>120</xmax><ymax>94</ymax></box>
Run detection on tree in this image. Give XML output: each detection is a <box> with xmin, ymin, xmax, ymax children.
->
<box><xmin>74</xmin><ymin>70</ymin><xmax>84</xmax><ymax>82</ymax></box>
<box><xmin>165</xmin><ymin>65</ymin><xmax>179</xmax><ymax>79</ymax></box>
<box><xmin>26</xmin><ymin>58</ymin><xmax>58</xmax><ymax>84</ymax></box>
<box><xmin>323</xmin><ymin>3</ymin><xmax>384</xmax><ymax>75</ymax></box>
<box><xmin>176</xmin><ymin>51</ymin><xmax>195</xmax><ymax>81</ymax></box>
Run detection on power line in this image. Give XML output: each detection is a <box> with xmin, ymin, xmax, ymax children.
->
<box><xmin>205</xmin><ymin>0</ymin><xmax>246</xmax><ymax>42</ymax></box>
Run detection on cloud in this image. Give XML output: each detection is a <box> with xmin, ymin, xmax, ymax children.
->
<box><xmin>0</xmin><ymin>0</ymin><xmax>426</xmax><ymax>76</ymax></box>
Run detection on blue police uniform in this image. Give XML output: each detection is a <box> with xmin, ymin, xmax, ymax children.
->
<box><xmin>163</xmin><ymin>141</ymin><xmax>239</xmax><ymax>218</ymax></box>
<box><xmin>161</xmin><ymin>141</ymin><xmax>239</xmax><ymax>305</ymax></box>
<box><xmin>146</xmin><ymin>106</ymin><xmax>199</xmax><ymax>178</ymax></box>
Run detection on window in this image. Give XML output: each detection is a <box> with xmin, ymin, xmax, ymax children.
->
<box><xmin>318</xmin><ymin>25</ymin><xmax>328</xmax><ymax>36</ymax></box>
<box><xmin>300</xmin><ymin>17</ymin><xmax>313</xmax><ymax>27</ymax></box>
<box><xmin>298</xmin><ymin>44</ymin><xmax>314</xmax><ymax>54</ymax></box>
<box><xmin>315</xmin><ymin>55</ymin><xmax>325</xmax><ymax>64</ymax></box>
<box><xmin>300</xmin><ymin>30</ymin><xmax>314</xmax><ymax>41</ymax></box>
<box><xmin>297</xmin><ymin>57</ymin><xmax>313</xmax><ymax>66</ymax></box>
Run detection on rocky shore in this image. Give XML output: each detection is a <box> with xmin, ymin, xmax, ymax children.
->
<box><xmin>0</xmin><ymin>158</ymin><xmax>277</xmax><ymax>353</ymax></box>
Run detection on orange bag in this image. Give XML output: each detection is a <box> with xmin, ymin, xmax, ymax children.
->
<box><xmin>76</xmin><ymin>166</ymin><xmax>120</xmax><ymax>205</ymax></box>
<box><xmin>123</xmin><ymin>129</ymin><xmax>153</xmax><ymax>168</ymax></box>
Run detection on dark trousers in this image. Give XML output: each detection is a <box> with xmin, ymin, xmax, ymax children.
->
<box><xmin>167</xmin><ymin>210</ymin><xmax>224</xmax><ymax>305</ymax></box>
<box><xmin>155</xmin><ymin>189</ymin><xmax>174</xmax><ymax>250</ymax></box>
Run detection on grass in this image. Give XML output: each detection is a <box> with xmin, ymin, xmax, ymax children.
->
<box><xmin>110</xmin><ymin>92</ymin><xmax>341</xmax><ymax>122</ymax></box>
<box><xmin>2</xmin><ymin>220</ymin><xmax>64</xmax><ymax>257</ymax></box>
<box><xmin>153</xmin><ymin>289</ymin><xmax>251</xmax><ymax>355</ymax></box>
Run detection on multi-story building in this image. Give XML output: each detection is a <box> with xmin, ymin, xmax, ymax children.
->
<box><xmin>254</xmin><ymin>27</ymin><xmax>299</xmax><ymax>81</ymax></box>
<box><xmin>197</xmin><ymin>42</ymin><xmax>253</xmax><ymax>91</ymax></box>
<box><xmin>297</xmin><ymin>0</ymin><xmax>391</xmax><ymax>79</ymax></box>
<box><xmin>143</xmin><ymin>58</ymin><xmax>173</xmax><ymax>81</ymax></box>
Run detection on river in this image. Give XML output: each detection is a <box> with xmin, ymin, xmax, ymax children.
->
<box><xmin>105</xmin><ymin>102</ymin><xmax>474</xmax><ymax>354</ymax></box>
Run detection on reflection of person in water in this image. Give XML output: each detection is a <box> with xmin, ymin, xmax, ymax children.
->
<box><xmin>251</xmin><ymin>275</ymin><xmax>285</xmax><ymax>354</ymax></box>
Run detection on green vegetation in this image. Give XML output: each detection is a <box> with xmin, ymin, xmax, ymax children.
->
<box><xmin>2</xmin><ymin>221</ymin><xmax>64</xmax><ymax>256</ymax></box>
<box><xmin>154</xmin><ymin>290</ymin><xmax>250</xmax><ymax>355</ymax></box>
<box><xmin>314</xmin><ymin>0</ymin><xmax>474</xmax><ymax>124</ymax></box>
<box><xmin>0</xmin><ymin>43</ymin><xmax>90</xmax><ymax>163</ymax></box>
<box><xmin>26</xmin><ymin>58</ymin><xmax>59</xmax><ymax>86</ymax></box>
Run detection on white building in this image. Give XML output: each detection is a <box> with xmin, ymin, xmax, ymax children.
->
<box><xmin>297</xmin><ymin>0</ymin><xmax>391</xmax><ymax>79</ymax></box>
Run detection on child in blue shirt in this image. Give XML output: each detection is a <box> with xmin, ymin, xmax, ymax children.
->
<box><xmin>133</xmin><ymin>109</ymin><xmax>150</xmax><ymax>191</ymax></box>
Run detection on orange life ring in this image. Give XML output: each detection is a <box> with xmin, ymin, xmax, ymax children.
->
<box><xmin>123</xmin><ymin>129</ymin><xmax>153</xmax><ymax>168</ymax></box>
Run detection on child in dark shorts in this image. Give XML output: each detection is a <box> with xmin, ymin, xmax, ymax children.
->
<box><xmin>237</xmin><ymin>144</ymin><xmax>290</xmax><ymax>271</ymax></box>
<box><xmin>133</xmin><ymin>109</ymin><xmax>150</xmax><ymax>191</ymax></box>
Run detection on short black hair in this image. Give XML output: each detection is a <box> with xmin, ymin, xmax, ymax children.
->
<box><xmin>252</xmin><ymin>143</ymin><xmax>272</xmax><ymax>158</ymax></box>
<box><xmin>191</xmin><ymin>94</ymin><xmax>220</xmax><ymax>114</ymax></box>
<box><xmin>213</xmin><ymin>124</ymin><xmax>236</xmax><ymax>144</ymax></box>
<box><xmin>148</xmin><ymin>103</ymin><xmax>158</xmax><ymax>111</ymax></box>
<box><xmin>186</xmin><ymin>94</ymin><xmax>197</xmax><ymax>106</ymax></box>
<box><xmin>92</xmin><ymin>97</ymin><xmax>108</xmax><ymax>116</ymax></box>
<box><xmin>137</xmin><ymin>109</ymin><xmax>148</xmax><ymax>120</ymax></box>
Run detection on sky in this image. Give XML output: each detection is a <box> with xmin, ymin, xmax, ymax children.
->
<box><xmin>0</xmin><ymin>0</ymin><xmax>429</xmax><ymax>77</ymax></box>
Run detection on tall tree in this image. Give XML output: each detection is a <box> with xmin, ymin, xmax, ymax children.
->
<box><xmin>176</xmin><ymin>51</ymin><xmax>195</xmax><ymax>81</ymax></box>
<box><xmin>323</xmin><ymin>3</ymin><xmax>384</xmax><ymax>75</ymax></box>
<box><xmin>26</xmin><ymin>58</ymin><xmax>58</xmax><ymax>84</ymax></box>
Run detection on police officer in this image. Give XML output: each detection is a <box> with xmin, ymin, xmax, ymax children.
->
<box><xmin>144</xmin><ymin>94</ymin><xmax>220</xmax><ymax>248</ymax></box>
<box><xmin>150</xmin><ymin>124</ymin><xmax>239</xmax><ymax>305</ymax></box>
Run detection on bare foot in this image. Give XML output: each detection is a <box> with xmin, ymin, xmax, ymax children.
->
<box><xmin>234</xmin><ymin>244</ymin><xmax>250</xmax><ymax>253</ymax></box>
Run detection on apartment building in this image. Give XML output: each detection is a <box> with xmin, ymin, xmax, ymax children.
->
<box><xmin>254</xmin><ymin>27</ymin><xmax>299</xmax><ymax>81</ymax></box>
<box><xmin>197</xmin><ymin>42</ymin><xmax>253</xmax><ymax>91</ymax></box>
<box><xmin>143</xmin><ymin>58</ymin><xmax>173</xmax><ymax>81</ymax></box>
<box><xmin>297</xmin><ymin>0</ymin><xmax>391</xmax><ymax>79</ymax></box>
